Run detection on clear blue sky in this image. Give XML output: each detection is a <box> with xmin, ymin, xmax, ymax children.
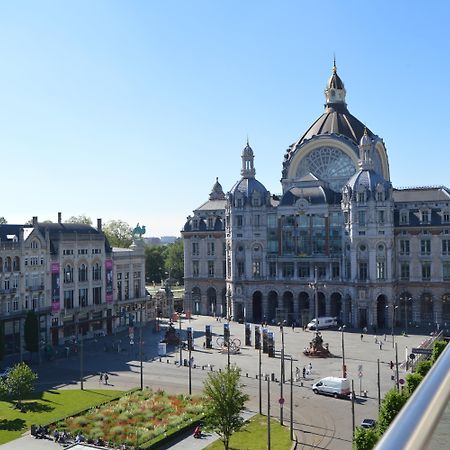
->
<box><xmin>0</xmin><ymin>1</ymin><xmax>448</xmax><ymax>237</ymax></box>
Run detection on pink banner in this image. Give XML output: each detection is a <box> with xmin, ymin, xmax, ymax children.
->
<box><xmin>51</xmin><ymin>262</ymin><xmax>60</xmax><ymax>310</ymax></box>
<box><xmin>105</xmin><ymin>259</ymin><xmax>113</xmax><ymax>304</ymax></box>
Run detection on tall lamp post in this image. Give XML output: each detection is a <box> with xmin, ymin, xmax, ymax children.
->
<box><xmin>308</xmin><ymin>267</ymin><xmax>322</xmax><ymax>339</ymax></box>
<box><xmin>278</xmin><ymin>321</ymin><xmax>286</xmax><ymax>426</ymax></box>
<box><xmin>402</xmin><ymin>296</ymin><xmax>412</xmax><ymax>335</ymax></box>
<box><xmin>339</xmin><ymin>325</ymin><xmax>346</xmax><ymax>378</ymax></box>
<box><xmin>188</xmin><ymin>329</ymin><xmax>192</xmax><ymax>395</ymax></box>
<box><xmin>139</xmin><ymin>307</ymin><xmax>143</xmax><ymax>390</ymax></box>
<box><xmin>387</xmin><ymin>304</ymin><xmax>399</xmax><ymax>348</ymax></box>
<box><xmin>179</xmin><ymin>314</ymin><xmax>183</xmax><ymax>366</ymax></box>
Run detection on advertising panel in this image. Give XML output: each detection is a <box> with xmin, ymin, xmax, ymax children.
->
<box><xmin>205</xmin><ymin>325</ymin><xmax>212</xmax><ymax>349</ymax></box>
<box><xmin>268</xmin><ymin>331</ymin><xmax>275</xmax><ymax>357</ymax></box>
<box><xmin>262</xmin><ymin>327</ymin><xmax>268</xmax><ymax>353</ymax></box>
<box><xmin>51</xmin><ymin>262</ymin><xmax>60</xmax><ymax>312</ymax></box>
<box><xmin>255</xmin><ymin>325</ymin><xmax>261</xmax><ymax>350</ymax></box>
<box><xmin>105</xmin><ymin>259</ymin><xmax>113</xmax><ymax>304</ymax></box>
<box><xmin>245</xmin><ymin>322</ymin><xmax>251</xmax><ymax>346</ymax></box>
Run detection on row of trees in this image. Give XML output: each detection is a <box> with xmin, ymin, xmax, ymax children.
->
<box><xmin>353</xmin><ymin>340</ymin><xmax>448</xmax><ymax>449</ymax></box>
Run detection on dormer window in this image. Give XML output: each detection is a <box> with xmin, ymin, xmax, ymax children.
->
<box><xmin>400</xmin><ymin>210</ymin><xmax>409</xmax><ymax>225</ymax></box>
<box><xmin>421</xmin><ymin>210</ymin><xmax>430</xmax><ymax>224</ymax></box>
<box><xmin>236</xmin><ymin>198</ymin><xmax>243</xmax><ymax>208</ymax></box>
<box><xmin>358</xmin><ymin>192</ymin><xmax>365</xmax><ymax>203</ymax></box>
<box><xmin>207</xmin><ymin>217</ymin><xmax>214</xmax><ymax>229</ymax></box>
<box><xmin>376</xmin><ymin>191</ymin><xmax>384</xmax><ymax>202</ymax></box>
<box><xmin>443</xmin><ymin>211</ymin><xmax>450</xmax><ymax>223</ymax></box>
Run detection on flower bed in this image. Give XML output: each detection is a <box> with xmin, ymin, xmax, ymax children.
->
<box><xmin>52</xmin><ymin>389</ymin><xmax>204</xmax><ymax>448</ymax></box>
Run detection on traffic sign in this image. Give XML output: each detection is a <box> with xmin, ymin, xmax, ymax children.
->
<box><xmin>278</xmin><ymin>397</ymin><xmax>285</xmax><ymax>405</ymax></box>
<box><xmin>358</xmin><ymin>372</ymin><xmax>363</xmax><ymax>378</ymax></box>
<box><xmin>412</xmin><ymin>348</ymin><xmax>432</xmax><ymax>355</ymax></box>
<box><xmin>409</xmin><ymin>353</ymin><xmax>416</xmax><ymax>360</ymax></box>
<box><xmin>399</xmin><ymin>379</ymin><xmax>405</xmax><ymax>385</ymax></box>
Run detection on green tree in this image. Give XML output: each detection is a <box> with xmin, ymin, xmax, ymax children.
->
<box><xmin>353</xmin><ymin>427</ymin><xmax>379</xmax><ymax>450</ymax></box>
<box><xmin>415</xmin><ymin>360</ymin><xmax>432</xmax><ymax>377</ymax></box>
<box><xmin>103</xmin><ymin>219</ymin><xmax>133</xmax><ymax>248</ymax></box>
<box><xmin>432</xmin><ymin>340</ymin><xmax>447</xmax><ymax>363</ymax></box>
<box><xmin>0</xmin><ymin>362</ymin><xmax>38</xmax><ymax>406</ymax></box>
<box><xmin>405</xmin><ymin>372</ymin><xmax>423</xmax><ymax>396</ymax></box>
<box><xmin>164</xmin><ymin>239</ymin><xmax>184</xmax><ymax>284</ymax></box>
<box><xmin>0</xmin><ymin>322</ymin><xmax>5</xmax><ymax>362</ymax></box>
<box><xmin>145</xmin><ymin>246</ymin><xmax>166</xmax><ymax>283</ymax></box>
<box><xmin>24</xmin><ymin>311</ymin><xmax>39</xmax><ymax>356</ymax></box>
<box><xmin>378</xmin><ymin>389</ymin><xmax>407</xmax><ymax>434</ymax></box>
<box><xmin>203</xmin><ymin>367</ymin><xmax>249</xmax><ymax>450</ymax></box>
<box><xmin>65</xmin><ymin>214</ymin><xmax>92</xmax><ymax>225</ymax></box>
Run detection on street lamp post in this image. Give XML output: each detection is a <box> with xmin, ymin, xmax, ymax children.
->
<box><xmin>139</xmin><ymin>308</ymin><xmax>143</xmax><ymax>390</ymax></box>
<box><xmin>258</xmin><ymin>339</ymin><xmax>262</xmax><ymax>415</ymax></box>
<box><xmin>290</xmin><ymin>356</ymin><xmax>293</xmax><ymax>441</ymax></box>
<box><xmin>387</xmin><ymin>304</ymin><xmax>398</xmax><ymax>348</ymax></box>
<box><xmin>308</xmin><ymin>267</ymin><xmax>322</xmax><ymax>339</ymax></box>
<box><xmin>179</xmin><ymin>314</ymin><xmax>183</xmax><ymax>366</ymax></box>
<box><xmin>402</xmin><ymin>296</ymin><xmax>412</xmax><ymax>335</ymax></box>
<box><xmin>279</xmin><ymin>322</ymin><xmax>285</xmax><ymax>426</ymax></box>
<box><xmin>339</xmin><ymin>325</ymin><xmax>346</xmax><ymax>378</ymax></box>
<box><xmin>188</xmin><ymin>340</ymin><xmax>192</xmax><ymax>395</ymax></box>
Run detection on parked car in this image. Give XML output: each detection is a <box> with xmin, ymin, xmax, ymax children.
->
<box><xmin>360</xmin><ymin>418</ymin><xmax>377</xmax><ymax>429</ymax></box>
<box><xmin>307</xmin><ymin>317</ymin><xmax>338</xmax><ymax>330</ymax></box>
<box><xmin>312</xmin><ymin>377</ymin><xmax>351</xmax><ymax>398</ymax></box>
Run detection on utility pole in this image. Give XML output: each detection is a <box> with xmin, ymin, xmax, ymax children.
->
<box><xmin>80</xmin><ymin>334</ymin><xmax>84</xmax><ymax>390</ymax></box>
<box><xmin>290</xmin><ymin>357</ymin><xmax>294</xmax><ymax>441</ymax></box>
<box><xmin>351</xmin><ymin>380</ymin><xmax>355</xmax><ymax>438</ymax></box>
<box><xmin>140</xmin><ymin>310</ymin><xmax>143</xmax><ymax>390</ymax></box>
<box><xmin>267</xmin><ymin>377</ymin><xmax>271</xmax><ymax>450</ymax></box>
<box><xmin>259</xmin><ymin>341</ymin><xmax>262</xmax><ymax>415</ymax></box>
<box><xmin>395</xmin><ymin>343</ymin><xmax>399</xmax><ymax>391</ymax></box>
<box><xmin>377</xmin><ymin>358</ymin><xmax>381</xmax><ymax>413</ymax></box>
<box><xmin>179</xmin><ymin>315</ymin><xmax>182</xmax><ymax>366</ymax></box>
<box><xmin>279</xmin><ymin>323</ymin><xmax>284</xmax><ymax>426</ymax></box>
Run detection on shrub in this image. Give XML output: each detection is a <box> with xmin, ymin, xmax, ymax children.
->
<box><xmin>432</xmin><ymin>340</ymin><xmax>447</xmax><ymax>363</ymax></box>
<box><xmin>405</xmin><ymin>373</ymin><xmax>423</xmax><ymax>396</ymax></box>
<box><xmin>378</xmin><ymin>389</ymin><xmax>408</xmax><ymax>434</ymax></box>
<box><xmin>415</xmin><ymin>360</ymin><xmax>432</xmax><ymax>377</ymax></box>
<box><xmin>353</xmin><ymin>427</ymin><xmax>379</xmax><ymax>450</ymax></box>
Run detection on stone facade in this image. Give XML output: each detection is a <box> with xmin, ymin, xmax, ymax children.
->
<box><xmin>183</xmin><ymin>65</ymin><xmax>450</xmax><ymax>331</ymax></box>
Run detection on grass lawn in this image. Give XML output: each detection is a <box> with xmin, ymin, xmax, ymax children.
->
<box><xmin>204</xmin><ymin>414</ymin><xmax>292</xmax><ymax>450</ymax></box>
<box><xmin>0</xmin><ymin>389</ymin><xmax>123</xmax><ymax>445</ymax></box>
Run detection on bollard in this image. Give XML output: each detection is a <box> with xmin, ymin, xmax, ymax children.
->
<box><xmin>159</xmin><ymin>357</ymin><xmax>162</xmax><ymax>362</ymax></box>
<box><xmin>271</xmin><ymin>373</ymin><xmax>275</xmax><ymax>382</ymax></box>
<box><xmin>246</xmin><ymin>373</ymin><xmax>248</xmax><ymax>377</ymax></box>
<box><xmin>167</xmin><ymin>359</ymin><xmax>170</xmax><ymax>364</ymax></box>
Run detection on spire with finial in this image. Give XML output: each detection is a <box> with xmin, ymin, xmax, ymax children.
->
<box><xmin>325</xmin><ymin>57</ymin><xmax>346</xmax><ymax>108</ymax></box>
<box><xmin>241</xmin><ymin>140</ymin><xmax>256</xmax><ymax>178</ymax></box>
<box><xmin>209</xmin><ymin>177</ymin><xmax>225</xmax><ymax>200</ymax></box>
<box><xmin>358</xmin><ymin>127</ymin><xmax>374</xmax><ymax>170</ymax></box>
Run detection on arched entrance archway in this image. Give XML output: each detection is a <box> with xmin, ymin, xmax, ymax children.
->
<box><xmin>298</xmin><ymin>292</ymin><xmax>310</xmax><ymax>327</ymax></box>
<box><xmin>399</xmin><ymin>291</ymin><xmax>413</xmax><ymax>331</ymax></box>
<box><xmin>318</xmin><ymin>292</ymin><xmax>326</xmax><ymax>317</ymax></box>
<box><xmin>268</xmin><ymin>291</ymin><xmax>278</xmax><ymax>323</ymax></box>
<box><xmin>192</xmin><ymin>287</ymin><xmax>201</xmax><ymax>315</ymax></box>
<box><xmin>282</xmin><ymin>291</ymin><xmax>294</xmax><ymax>324</ymax></box>
<box><xmin>330</xmin><ymin>292</ymin><xmax>342</xmax><ymax>321</ymax></box>
<box><xmin>206</xmin><ymin>287</ymin><xmax>216</xmax><ymax>315</ymax></box>
<box><xmin>221</xmin><ymin>288</ymin><xmax>227</xmax><ymax>317</ymax></box>
<box><xmin>252</xmin><ymin>291</ymin><xmax>263</xmax><ymax>323</ymax></box>
<box><xmin>420</xmin><ymin>293</ymin><xmax>434</xmax><ymax>326</ymax></box>
<box><xmin>376</xmin><ymin>295</ymin><xmax>387</xmax><ymax>329</ymax></box>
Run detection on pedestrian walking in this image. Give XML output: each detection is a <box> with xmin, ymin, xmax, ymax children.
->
<box><xmin>374</xmin><ymin>336</ymin><xmax>378</xmax><ymax>344</ymax></box>
<box><xmin>99</xmin><ymin>373</ymin><xmax>103</xmax><ymax>384</ymax></box>
<box><xmin>379</xmin><ymin>341</ymin><xmax>383</xmax><ymax>350</ymax></box>
<box><xmin>104</xmin><ymin>373</ymin><xmax>109</xmax><ymax>385</ymax></box>
<box><xmin>360</xmin><ymin>333</ymin><xmax>364</xmax><ymax>341</ymax></box>
<box><xmin>302</xmin><ymin>367</ymin><xmax>306</xmax><ymax>378</ymax></box>
<box><xmin>295</xmin><ymin>367</ymin><xmax>300</xmax><ymax>381</ymax></box>
<box><xmin>308</xmin><ymin>362</ymin><xmax>312</xmax><ymax>373</ymax></box>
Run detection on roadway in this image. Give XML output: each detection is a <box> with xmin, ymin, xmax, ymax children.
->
<box><xmin>13</xmin><ymin>316</ymin><xmax>432</xmax><ymax>449</ymax></box>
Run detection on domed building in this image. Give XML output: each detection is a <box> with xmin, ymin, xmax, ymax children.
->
<box><xmin>182</xmin><ymin>64</ymin><xmax>450</xmax><ymax>331</ymax></box>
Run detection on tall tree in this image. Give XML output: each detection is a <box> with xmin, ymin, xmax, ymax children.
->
<box><xmin>24</xmin><ymin>311</ymin><xmax>39</xmax><ymax>356</ymax></box>
<box><xmin>0</xmin><ymin>362</ymin><xmax>38</xmax><ymax>406</ymax></box>
<box><xmin>65</xmin><ymin>214</ymin><xmax>92</xmax><ymax>225</ymax></box>
<box><xmin>103</xmin><ymin>219</ymin><xmax>133</xmax><ymax>248</ymax></box>
<box><xmin>145</xmin><ymin>246</ymin><xmax>166</xmax><ymax>283</ymax></box>
<box><xmin>203</xmin><ymin>367</ymin><xmax>249</xmax><ymax>450</ymax></box>
<box><xmin>0</xmin><ymin>322</ymin><xmax>5</xmax><ymax>362</ymax></box>
<box><xmin>164</xmin><ymin>239</ymin><xmax>184</xmax><ymax>284</ymax></box>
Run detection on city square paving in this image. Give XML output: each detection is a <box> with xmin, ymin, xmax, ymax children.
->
<box><xmin>1</xmin><ymin>316</ymin><xmax>432</xmax><ymax>449</ymax></box>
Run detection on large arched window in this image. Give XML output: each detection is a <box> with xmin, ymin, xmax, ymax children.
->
<box><xmin>92</xmin><ymin>263</ymin><xmax>101</xmax><ymax>281</ymax></box>
<box><xmin>78</xmin><ymin>264</ymin><xmax>88</xmax><ymax>282</ymax></box>
<box><xmin>64</xmin><ymin>264</ymin><xmax>73</xmax><ymax>283</ymax></box>
<box><xmin>296</xmin><ymin>147</ymin><xmax>356</xmax><ymax>191</ymax></box>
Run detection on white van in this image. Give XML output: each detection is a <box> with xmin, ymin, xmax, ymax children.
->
<box><xmin>307</xmin><ymin>317</ymin><xmax>337</xmax><ymax>330</ymax></box>
<box><xmin>312</xmin><ymin>377</ymin><xmax>350</xmax><ymax>398</ymax></box>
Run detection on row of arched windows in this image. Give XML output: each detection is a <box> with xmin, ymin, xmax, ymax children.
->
<box><xmin>0</xmin><ymin>257</ymin><xmax>20</xmax><ymax>273</ymax></box>
<box><xmin>63</xmin><ymin>262</ymin><xmax>102</xmax><ymax>283</ymax></box>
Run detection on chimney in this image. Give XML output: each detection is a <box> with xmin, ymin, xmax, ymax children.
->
<box><xmin>58</xmin><ymin>212</ymin><xmax>62</xmax><ymax>224</ymax></box>
<box><xmin>97</xmin><ymin>218</ymin><xmax>102</xmax><ymax>231</ymax></box>
<box><xmin>32</xmin><ymin>216</ymin><xmax>38</xmax><ymax>227</ymax></box>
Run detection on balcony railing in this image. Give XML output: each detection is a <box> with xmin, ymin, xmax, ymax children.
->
<box><xmin>375</xmin><ymin>343</ymin><xmax>450</xmax><ymax>450</ymax></box>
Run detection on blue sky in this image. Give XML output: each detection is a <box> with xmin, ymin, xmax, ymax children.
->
<box><xmin>0</xmin><ymin>1</ymin><xmax>448</xmax><ymax>237</ymax></box>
